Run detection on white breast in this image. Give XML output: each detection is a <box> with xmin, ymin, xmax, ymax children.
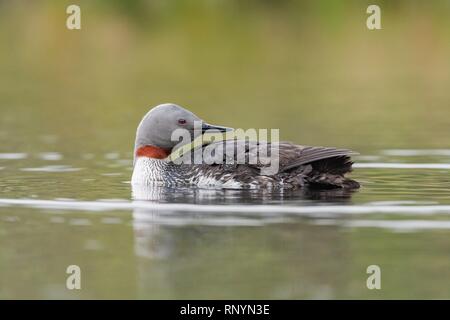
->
<box><xmin>131</xmin><ymin>157</ymin><xmax>166</xmax><ymax>185</ymax></box>
<box><xmin>193</xmin><ymin>174</ymin><xmax>244</xmax><ymax>189</ymax></box>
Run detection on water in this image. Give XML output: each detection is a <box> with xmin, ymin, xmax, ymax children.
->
<box><xmin>2</xmin><ymin>0</ymin><xmax>450</xmax><ymax>300</ymax></box>
<box><xmin>1</xmin><ymin>149</ymin><xmax>449</xmax><ymax>299</ymax></box>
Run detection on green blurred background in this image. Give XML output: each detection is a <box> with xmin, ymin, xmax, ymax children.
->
<box><xmin>1</xmin><ymin>0</ymin><xmax>449</xmax><ymax>155</ymax></box>
<box><xmin>1</xmin><ymin>1</ymin><xmax>450</xmax><ymax>300</ymax></box>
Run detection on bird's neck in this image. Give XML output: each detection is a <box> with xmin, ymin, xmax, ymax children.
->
<box><xmin>135</xmin><ymin>145</ymin><xmax>171</xmax><ymax>159</ymax></box>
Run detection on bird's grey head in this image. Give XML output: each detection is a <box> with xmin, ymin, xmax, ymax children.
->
<box><xmin>134</xmin><ymin>103</ymin><xmax>231</xmax><ymax>154</ymax></box>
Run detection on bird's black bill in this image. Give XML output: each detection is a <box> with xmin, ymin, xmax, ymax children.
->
<box><xmin>201</xmin><ymin>123</ymin><xmax>233</xmax><ymax>134</ymax></box>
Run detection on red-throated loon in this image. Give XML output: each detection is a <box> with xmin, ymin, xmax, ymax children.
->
<box><xmin>131</xmin><ymin>103</ymin><xmax>360</xmax><ymax>190</ymax></box>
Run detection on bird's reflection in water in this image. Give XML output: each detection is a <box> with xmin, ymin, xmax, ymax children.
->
<box><xmin>130</xmin><ymin>184</ymin><xmax>357</xmax><ymax>298</ymax></box>
<box><xmin>131</xmin><ymin>184</ymin><xmax>356</xmax><ymax>259</ymax></box>
<box><xmin>132</xmin><ymin>184</ymin><xmax>356</xmax><ymax>204</ymax></box>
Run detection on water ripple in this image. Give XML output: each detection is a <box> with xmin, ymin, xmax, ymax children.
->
<box><xmin>0</xmin><ymin>153</ymin><xmax>27</xmax><ymax>160</ymax></box>
<box><xmin>354</xmin><ymin>163</ymin><xmax>450</xmax><ymax>169</ymax></box>
<box><xmin>20</xmin><ymin>165</ymin><xmax>82</xmax><ymax>172</ymax></box>
<box><xmin>314</xmin><ymin>219</ymin><xmax>450</xmax><ymax>231</ymax></box>
<box><xmin>382</xmin><ymin>149</ymin><xmax>450</xmax><ymax>156</ymax></box>
<box><xmin>0</xmin><ymin>198</ymin><xmax>449</xmax><ymax>216</ymax></box>
<box><xmin>38</xmin><ymin>152</ymin><xmax>63</xmax><ymax>161</ymax></box>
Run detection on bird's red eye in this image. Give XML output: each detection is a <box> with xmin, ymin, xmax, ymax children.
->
<box><xmin>178</xmin><ymin>119</ymin><xmax>186</xmax><ymax>125</ymax></box>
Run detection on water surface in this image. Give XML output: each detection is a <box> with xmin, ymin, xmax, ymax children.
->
<box><xmin>1</xmin><ymin>1</ymin><xmax>450</xmax><ymax>299</ymax></box>
<box><xmin>1</xmin><ymin>150</ymin><xmax>449</xmax><ymax>299</ymax></box>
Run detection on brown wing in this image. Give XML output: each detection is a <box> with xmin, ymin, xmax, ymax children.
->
<box><xmin>191</xmin><ymin>140</ymin><xmax>357</xmax><ymax>175</ymax></box>
<box><xmin>278</xmin><ymin>143</ymin><xmax>357</xmax><ymax>172</ymax></box>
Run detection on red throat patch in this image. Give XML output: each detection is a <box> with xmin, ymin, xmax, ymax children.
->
<box><xmin>136</xmin><ymin>145</ymin><xmax>171</xmax><ymax>159</ymax></box>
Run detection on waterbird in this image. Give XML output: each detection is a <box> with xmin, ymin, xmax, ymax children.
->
<box><xmin>131</xmin><ymin>103</ymin><xmax>360</xmax><ymax>189</ymax></box>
